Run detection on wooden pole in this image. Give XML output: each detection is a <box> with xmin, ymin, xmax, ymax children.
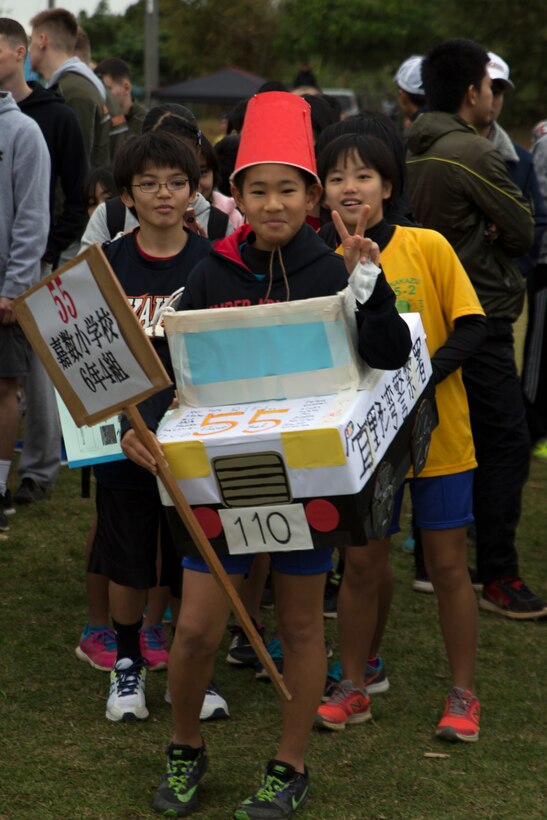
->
<box><xmin>124</xmin><ymin>405</ymin><xmax>291</xmax><ymax>701</ymax></box>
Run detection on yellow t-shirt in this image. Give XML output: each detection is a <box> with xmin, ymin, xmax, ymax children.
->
<box><xmin>380</xmin><ymin>226</ymin><xmax>485</xmax><ymax>476</ymax></box>
<box><xmin>337</xmin><ymin>225</ymin><xmax>485</xmax><ymax>476</ymax></box>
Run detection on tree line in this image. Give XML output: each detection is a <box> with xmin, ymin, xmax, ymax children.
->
<box><xmin>78</xmin><ymin>0</ymin><xmax>547</xmax><ymax>126</ymax></box>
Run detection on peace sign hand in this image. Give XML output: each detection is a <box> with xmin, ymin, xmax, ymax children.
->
<box><xmin>332</xmin><ymin>204</ymin><xmax>380</xmax><ymax>275</ymax></box>
<box><xmin>333</xmin><ymin>204</ymin><xmax>381</xmax><ymax>305</ymax></box>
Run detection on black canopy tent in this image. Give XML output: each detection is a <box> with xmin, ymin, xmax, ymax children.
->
<box><xmin>153</xmin><ymin>67</ymin><xmax>267</xmax><ymax>107</ymax></box>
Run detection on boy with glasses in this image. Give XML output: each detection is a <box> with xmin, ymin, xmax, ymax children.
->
<box><xmin>89</xmin><ymin>130</ymin><xmax>214</xmax><ymax>722</ymax></box>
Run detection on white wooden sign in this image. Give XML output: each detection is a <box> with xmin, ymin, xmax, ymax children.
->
<box><xmin>13</xmin><ymin>245</ymin><xmax>171</xmax><ymax>427</ymax></box>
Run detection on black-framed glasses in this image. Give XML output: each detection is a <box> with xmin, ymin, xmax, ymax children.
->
<box><xmin>132</xmin><ymin>179</ymin><xmax>189</xmax><ymax>194</ymax></box>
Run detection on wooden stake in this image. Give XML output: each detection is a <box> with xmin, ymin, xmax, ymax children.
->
<box><xmin>124</xmin><ymin>405</ymin><xmax>291</xmax><ymax>701</ymax></box>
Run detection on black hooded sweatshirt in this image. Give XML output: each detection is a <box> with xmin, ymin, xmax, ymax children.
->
<box><xmin>18</xmin><ymin>81</ymin><xmax>87</xmax><ymax>265</ymax></box>
<box><xmin>180</xmin><ymin>222</ymin><xmax>411</xmax><ymax>369</ymax></box>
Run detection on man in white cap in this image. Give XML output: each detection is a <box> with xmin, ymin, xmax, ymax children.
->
<box><xmin>478</xmin><ymin>53</ymin><xmax>547</xmax><ymax>281</ymax></box>
<box><xmin>394</xmin><ymin>55</ymin><xmax>426</xmax><ymax>132</ymax></box>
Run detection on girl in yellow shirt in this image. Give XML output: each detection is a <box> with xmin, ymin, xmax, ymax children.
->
<box><xmin>315</xmin><ymin>133</ymin><xmax>487</xmax><ymax>743</ymax></box>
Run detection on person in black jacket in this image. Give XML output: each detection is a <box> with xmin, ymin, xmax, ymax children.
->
<box><xmin>121</xmin><ymin>91</ymin><xmax>411</xmax><ymax>820</ymax></box>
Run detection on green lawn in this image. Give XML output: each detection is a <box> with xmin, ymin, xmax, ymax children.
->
<box><xmin>1</xmin><ymin>455</ymin><xmax>546</xmax><ymax>819</ymax></box>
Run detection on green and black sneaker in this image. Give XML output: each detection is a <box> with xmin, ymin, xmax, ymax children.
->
<box><xmin>234</xmin><ymin>759</ymin><xmax>309</xmax><ymax>819</ymax></box>
<box><xmin>153</xmin><ymin>743</ymin><xmax>208</xmax><ymax>817</ymax></box>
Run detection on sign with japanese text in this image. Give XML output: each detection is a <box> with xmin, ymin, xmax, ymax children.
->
<box><xmin>13</xmin><ymin>245</ymin><xmax>171</xmax><ymax>427</ymax></box>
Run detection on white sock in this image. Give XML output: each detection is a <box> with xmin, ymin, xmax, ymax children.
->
<box><xmin>0</xmin><ymin>459</ymin><xmax>11</xmax><ymax>495</ymax></box>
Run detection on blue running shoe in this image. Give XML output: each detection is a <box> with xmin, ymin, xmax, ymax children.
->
<box><xmin>323</xmin><ymin>656</ymin><xmax>390</xmax><ymax>700</ymax></box>
<box><xmin>255</xmin><ymin>637</ymin><xmax>283</xmax><ymax>681</ymax></box>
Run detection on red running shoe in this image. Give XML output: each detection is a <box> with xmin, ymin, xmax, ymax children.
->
<box><xmin>436</xmin><ymin>687</ymin><xmax>480</xmax><ymax>742</ymax></box>
<box><xmin>315</xmin><ymin>680</ymin><xmax>371</xmax><ymax>731</ymax></box>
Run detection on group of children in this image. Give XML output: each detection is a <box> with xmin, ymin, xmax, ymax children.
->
<box><xmin>78</xmin><ymin>89</ymin><xmax>487</xmax><ymax>818</ymax></box>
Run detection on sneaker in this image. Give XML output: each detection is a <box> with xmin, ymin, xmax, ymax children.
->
<box><xmin>153</xmin><ymin>743</ymin><xmax>208</xmax><ymax>816</ymax></box>
<box><xmin>233</xmin><ymin>759</ymin><xmax>309</xmax><ymax>819</ymax></box>
<box><xmin>479</xmin><ymin>577</ymin><xmax>547</xmax><ymax>620</ymax></box>
<box><xmin>256</xmin><ymin>638</ymin><xmax>332</xmax><ymax>682</ymax></box>
<box><xmin>13</xmin><ymin>477</ymin><xmax>47</xmax><ymax>504</ymax></box>
<box><xmin>0</xmin><ymin>493</ymin><xmax>10</xmax><ymax>532</ymax></box>
<box><xmin>226</xmin><ymin>621</ymin><xmax>265</xmax><ymax>667</ymax></box>
<box><xmin>323</xmin><ymin>570</ymin><xmax>341</xmax><ymax>618</ymax></box>
<box><xmin>260</xmin><ymin>587</ymin><xmax>275</xmax><ymax>609</ymax></box>
<box><xmin>315</xmin><ymin>680</ymin><xmax>371</xmax><ymax>731</ymax></box>
<box><xmin>164</xmin><ymin>681</ymin><xmax>230</xmax><ymax>721</ymax></box>
<box><xmin>75</xmin><ymin>623</ymin><xmax>117</xmax><ymax>671</ymax></box>
<box><xmin>1</xmin><ymin>489</ymin><xmax>15</xmax><ymax>515</ymax></box>
<box><xmin>413</xmin><ymin>568</ymin><xmax>434</xmax><ymax>594</ymax></box>
<box><xmin>255</xmin><ymin>636</ymin><xmax>284</xmax><ymax>681</ymax></box>
<box><xmin>414</xmin><ymin>567</ymin><xmax>483</xmax><ymax>595</ymax></box>
<box><xmin>402</xmin><ymin>529</ymin><xmax>415</xmax><ymax>553</ymax></box>
<box><xmin>261</xmin><ymin>575</ymin><xmax>275</xmax><ymax>610</ymax></box>
<box><xmin>200</xmin><ymin>681</ymin><xmax>230</xmax><ymax>720</ymax></box>
<box><xmin>532</xmin><ymin>438</ymin><xmax>547</xmax><ymax>462</ymax></box>
<box><xmin>106</xmin><ymin>657</ymin><xmax>148</xmax><ymax>721</ymax></box>
<box><xmin>436</xmin><ymin>687</ymin><xmax>480</xmax><ymax>743</ymax></box>
<box><xmin>140</xmin><ymin>624</ymin><xmax>169</xmax><ymax>670</ymax></box>
<box><xmin>323</xmin><ymin>656</ymin><xmax>390</xmax><ymax>701</ymax></box>
<box><xmin>364</xmin><ymin>656</ymin><xmax>391</xmax><ymax>693</ymax></box>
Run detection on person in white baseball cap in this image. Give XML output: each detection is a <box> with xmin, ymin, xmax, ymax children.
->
<box><xmin>394</xmin><ymin>55</ymin><xmax>425</xmax><ymax>130</ymax></box>
<box><xmin>487</xmin><ymin>51</ymin><xmax>515</xmax><ymax>90</ymax></box>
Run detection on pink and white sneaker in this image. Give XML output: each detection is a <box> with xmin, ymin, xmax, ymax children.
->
<box><xmin>75</xmin><ymin>624</ymin><xmax>117</xmax><ymax>671</ymax></box>
<box><xmin>140</xmin><ymin>623</ymin><xmax>169</xmax><ymax>670</ymax></box>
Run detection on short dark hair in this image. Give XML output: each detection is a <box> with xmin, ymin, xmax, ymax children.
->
<box><xmin>74</xmin><ymin>26</ymin><xmax>91</xmax><ymax>63</ymax></box>
<box><xmin>232</xmin><ymin>165</ymin><xmax>316</xmax><ymax>193</ymax></box>
<box><xmin>227</xmin><ymin>98</ymin><xmax>249</xmax><ymax>134</ymax></box>
<box><xmin>30</xmin><ymin>8</ymin><xmax>78</xmax><ymax>53</ymax></box>
<box><xmin>0</xmin><ymin>17</ymin><xmax>27</xmax><ymax>47</ymax></box>
<box><xmin>142</xmin><ymin>104</ymin><xmax>201</xmax><ymax>148</ymax></box>
<box><xmin>214</xmin><ymin>134</ymin><xmax>240</xmax><ymax>195</ymax></box>
<box><xmin>422</xmin><ymin>38</ymin><xmax>489</xmax><ymax>113</ymax></box>
<box><xmin>315</xmin><ymin>112</ymin><xmax>406</xmax><ymax>201</ymax></box>
<box><xmin>95</xmin><ymin>57</ymin><xmax>131</xmax><ymax>83</ymax></box>
<box><xmin>198</xmin><ymin>133</ymin><xmax>220</xmax><ymax>190</ymax></box>
<box><xmin>113</xmin><ymin>131</ymin><xmax>200</xmax><ymax>207</ymax></box>
<box><xmin>82</xmin><ymin>167</ymin><xmax>117</xmax><ymax>209</ymax></box>
<box><xmin>317</xmin><ymin>133</ymin><xmax>399</xmax><ymax>208</ymax></box>
<box><xmin>301</xmin><ymin>93</ymin><xmax>339</xmax><ymax>139</ymax></box>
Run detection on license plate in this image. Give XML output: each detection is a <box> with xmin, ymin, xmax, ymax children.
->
<box><xmin>218</xmin><ymin>504</ymin><xmax>313</xmax><ymax>555</ymax></box>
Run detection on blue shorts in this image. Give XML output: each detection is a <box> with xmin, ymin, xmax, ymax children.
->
<box><xmin>384</xmin><ymin>470</ymin><xmax>474</xmax><ymax>536</ymax></box>
<box><xmin>182</xmin><ymin>547</ymin><xmax>333</xmax><ymax>576</ymax></box>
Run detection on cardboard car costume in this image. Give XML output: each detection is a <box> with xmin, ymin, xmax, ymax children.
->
<box><xmin>157</xmin><ymin>300</ymin><xmax>437</xmax><ymax>553</ymax></box>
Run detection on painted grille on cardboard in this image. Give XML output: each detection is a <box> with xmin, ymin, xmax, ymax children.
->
<box><xmin>213</xmin><ymin>453</ymin><xmax>292</xmax><ymax>508</ymax></box>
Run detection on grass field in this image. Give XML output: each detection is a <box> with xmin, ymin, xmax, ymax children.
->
<box><xmin>1</xmin><ymin>450</ymin><xmax>546</xmax><ymax>819</ymax></box>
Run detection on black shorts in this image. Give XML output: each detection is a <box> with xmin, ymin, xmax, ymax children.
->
<box><xmin>89</xmin><ymin>483</ymin><xmax>182</xmax><ymax>598</ymax></box>
<box><xmin>0</xmin><ymin>323</ymin><xmax>31</xmax><ymax>377</ymax></box>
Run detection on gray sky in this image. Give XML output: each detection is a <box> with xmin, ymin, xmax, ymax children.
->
<box><xmin>1</xmin><ymin>0</ymin><xmax>134</xmax><ymax>29</ymax></box>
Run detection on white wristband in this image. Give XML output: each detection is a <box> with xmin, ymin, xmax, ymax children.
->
<box><xmin>348</xmin><ymin>259</ymin><xmax>381</xmax><ymax>304</ymax></box>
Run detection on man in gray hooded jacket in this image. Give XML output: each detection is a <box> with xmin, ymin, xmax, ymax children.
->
<box><xmin>0</xmin><ymin>90</ymin><xmax>50</xmax><ymax>530</ymax></box>
<box><xmin>29</xmin><ymin>7</ymin><xmax>110</xmax><ymax>169</ymax></box>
